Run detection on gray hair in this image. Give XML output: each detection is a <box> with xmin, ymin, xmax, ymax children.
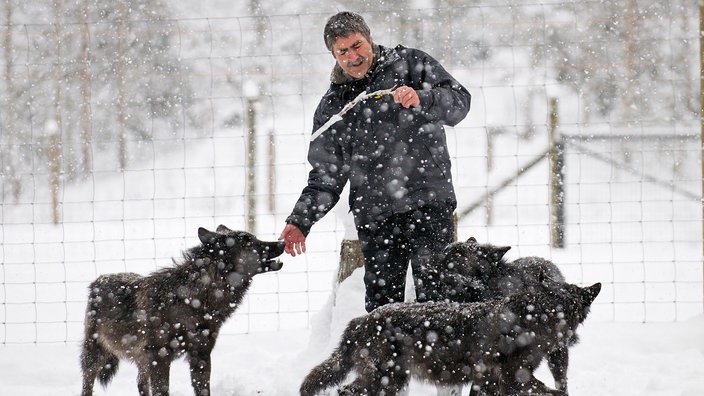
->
<box><xmin>323</xmin><ymin>11</ymin><xmax>372</xmax><ymax>52</ymax></box>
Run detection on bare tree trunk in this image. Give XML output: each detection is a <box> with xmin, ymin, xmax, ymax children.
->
<box><xmin>699</xmin><ymin>0</ymin><xmax>704</xmax><ymax>310</ymax></box>
<box><xmin>117</xmin><ymin>0</ymin><xmax>127</xmax><ymax>170</ymax></box>
<box><xmin>621</xmin><ymin>0</ymin><xmax>638</xmax><ymax>164</ymax></box>
<box><xmin>79</xmin><ymin>0</ymin><xmax>92</xmax><ymax>175</ymax></box>
<box><xmin>2</xmin><ymin>1</ymin><xmax>20</xmax><ymax>200</ymax></box>
<box><xmin>245</xmin><ymin>0</ymin><xmax>266</xmax><ymax>230</ymax></box>
<box><xmin>50</xmin><ymin>0</ymin><xmax>64</xmax><ymax>224</ymax></box>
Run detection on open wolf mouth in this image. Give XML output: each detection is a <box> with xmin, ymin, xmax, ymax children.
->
<box><xmin>262</xmin><ymin>259</ymin><xmax>283</xmax><ymax>272</ymax></box>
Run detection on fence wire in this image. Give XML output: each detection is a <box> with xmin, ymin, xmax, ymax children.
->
<box><xmin>0</xmin><ymin>1</ymin><xmax>702</xmax><ymax>344</ymax></box>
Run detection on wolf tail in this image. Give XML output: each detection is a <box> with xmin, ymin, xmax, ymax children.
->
<box><xmin>97</xmin><ymin>355</ymin><xmax>120</xmax><ymax>387</ymax></box>
<box><xmin>299</xmin><ymin>318</ymin><xmax>362</xmax><ymax>396</ymax></box>
<box><xmin>80</xmin><ymin>319</ymin><xmax>121</xmax><ymax>391</ymax></box>
<box><xmin>81</xmin><ymin>280</ymin><xmax>121</xmax><ymax>393</ymax></box>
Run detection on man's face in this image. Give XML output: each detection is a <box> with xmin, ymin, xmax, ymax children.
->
<box><xmin>331</xmin><ymin>32</ymin><xmax>374</xmax><ymax>79</ymax></box>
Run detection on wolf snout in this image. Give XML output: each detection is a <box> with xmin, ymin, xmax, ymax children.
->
<box><xmin>258</xmin><ymin>241</ymin><xmax>285</xmax><ymax>272</ymax></box>
<box><xmin>265</xmin><ymin>240</ymin><xmax>286</xmax><ymax>258</ymax></box>
<box><xmin>264</xmin><ymin>260</ymin><xmax>283</xmax><ymax>272</ymax></box>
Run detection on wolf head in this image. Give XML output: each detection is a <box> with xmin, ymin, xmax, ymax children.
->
<box><xmin>530</xmin><ymin>271</ymin><xmax>602</xmax><ymax>333</ymax></box>
<box><xmin>197</xmin><ymin>225</ymin><xmax>285</xmax><ymax>277</ymax></box>
<box><xmin>429</xmin><ymin>237</ymin><xmax>512</xmax><ymax>302</ymax></box>
<box><xmin>567</xmin><ymin>280</ymin><xmax>601</xmax><ymax>324</ymax></box>
<box><xmin>440</xmin><ymin>237</ymin><xmax>511</xmax><ymax>280</ymax></box>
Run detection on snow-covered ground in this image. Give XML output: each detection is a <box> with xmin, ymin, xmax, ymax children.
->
<box><xmin>1</xmin><ymin>63</ymin><xmax>702</xmax><ymax>396</ymax></box>
<box><xmin>1</xmin><ymin>69</ymin><xmax>701</xmax><ymax>396</ymax></box>
<box><xmin>1</xmin><ymin>267</ymin><xmax>703</xmax><ymax>396</ymax></box>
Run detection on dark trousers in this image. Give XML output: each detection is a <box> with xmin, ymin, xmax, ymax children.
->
<box><xmin>356</xmin><ymin>203</ymin><xmax>455</xmax><ymax>312</ymax></box>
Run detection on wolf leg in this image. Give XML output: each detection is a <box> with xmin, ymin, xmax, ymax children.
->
<box><xmin>80</xmin><ymin>338</ymin><xmax>119</xmax><ymax>396</ymax></box>
<box><xmin>468</xmin><ymin>377</ymin><xmax>501</xmax><ymax>396</ymax></box>
<box><xmin>335</xmin><ymin>365</ymin><xmax>378</xmax><ymax>395</ymax></box>
<box><xmin>188</xmin><ymin>352</ymin><xmax>212</xmax><ymax>396</ymax></box>
<box><xmin>336</xmin><ymin>363</ymin><xmax>409</xmax><ymax>396</ymax></box>
<box><xmin>147</xmin><ymin>360</ymin><xmax>171</xmax><ymax>396</ymax></box>
<box><xmin>502</xmin><ymin>372</ymin><xmax>565</xmax><ymax>396</ymax></box>
<box><xmin>135</xmin><ymin>362</ymin><xmax>154</xmax><ymax>396</ymax></box>
<box><xmin>547</xmin><ymin>346</ymin><xmax>569</xmax><ymax>393</ymax></box>
<box><xmin>380</xmin><ymin>370</ymin><xmax>410</xmax><ymax>396</ymax></box>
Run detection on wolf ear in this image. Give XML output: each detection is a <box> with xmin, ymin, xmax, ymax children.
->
<box><xmin>216</xmin><ymin>224</ymin><xmax>233</xmax><ymax>233</ymax></box>
<box><xmin>492</xmin><ymin>246</ymin><xmax>511</xmax><ymax>262</ymax></box>
<box><xmin>198</xmin><ymin>227</ymin><xmax>218</xmax><ymax>244</ymax></box>
<box><xmin>466</xmin><ymin>237</ymin><xmax>480</xmax><ymax>253</ymax></box>
<box><xmin>582</xmin><ymin>282</ymin><xmax>602</xmax><ymax>305</ymax></box>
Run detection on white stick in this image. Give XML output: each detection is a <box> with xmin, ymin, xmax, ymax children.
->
<box><xmin>309</xmin><ymin>87</ymin><xmax>396</xmax><ymax>142</ymax></box>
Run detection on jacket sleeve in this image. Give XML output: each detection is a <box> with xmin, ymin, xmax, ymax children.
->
<box><xmin>285</xmin><ymin>101</ymin><xmax>348</xmax><ymax>237</ymax></box>
<box><xmin>406</xmin><ymin>48</ymin><xmax>471</xmax><ymax>127</ymax></box>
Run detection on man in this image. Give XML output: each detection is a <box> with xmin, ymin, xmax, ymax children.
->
<box><xmin>279</xmin><ymin>11</ymin><xmax>471</xmax><ymax>313</ymax></box>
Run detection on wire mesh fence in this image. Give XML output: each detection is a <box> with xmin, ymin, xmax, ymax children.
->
<box><xmin>0</xmin><ymin>1</ymin><xmax>702</xmax><ymax>344</ymax></box>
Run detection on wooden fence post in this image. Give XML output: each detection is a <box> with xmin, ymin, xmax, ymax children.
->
<box><xmin>47</xmin><ymin>121</ymin><xmax>61</xmax><ymax>225</ymax></box>
<box><xmin>267</xmin><ymin>128</ymin><xmax>275</xmax><ymax>213</ymax></box>
<box><xmin>486</xmin><ymin>128</ymin><xmax>494</xmax><ymax>225</ymax></box>
<box><xmin>337</xmin><ymin>239</ymin><xmax>364</xmax><ymax>284</ymax></box>
<box><xmin>336</xmin><ymin>200</ymin><xmax>363</xmax><ymax>284</ymax></box>
<box><xmin>246</xmin><ymin>97</ymin><xmax>257</xmax><ymax>234</ymax></box>
<box><xmin>549</xmin><ymin>98</ymin><xmax>565</xmax><ymax>248</ymax></box>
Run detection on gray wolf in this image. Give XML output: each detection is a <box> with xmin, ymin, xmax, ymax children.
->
<box><xmin>299</xmin><ymin>271</ymin><xmax>601</xmax><ymax>396</ymax></box>
<box><xmin>80</xmin><ymin>225</ymin><xmax>285</xmax><ymax>396</ymax></box>
<box><xmin>431</xmin><ymin>237</ymin><xmax>577</xmax><ymax>394</ymax></box>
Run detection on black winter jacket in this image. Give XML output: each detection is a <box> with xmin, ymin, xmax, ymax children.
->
<box><xmin>286</xmin><ymin>44</ymin><xmax>471</xmax><ymax>236</ymax></box>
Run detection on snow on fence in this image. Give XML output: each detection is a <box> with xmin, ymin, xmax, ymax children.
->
<box><xmin>0</xmin><ymin>1</ymin><xmax>702</xmax><ymax>344</ymax></box>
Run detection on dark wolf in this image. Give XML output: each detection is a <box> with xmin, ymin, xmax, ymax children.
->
<box><xmin>80</xmin><ymin>225</ymin><xmax>285</xmax><ymax>396</ymax></box>
<box><xmin>432</xmin><ymin>237</ymin><xmax>565</xmax><ymax>304</ymax></box>
<box><xmin>431</xmin><ymin>237</ymin><xmax>576</xmax><ymax>394</ymax></box>
<box><xmin>299</xmin><ymin>272</ymin><xmax>601</xmax><ymax>396</ymax></box>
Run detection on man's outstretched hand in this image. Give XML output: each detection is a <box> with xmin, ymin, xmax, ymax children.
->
<box><xmin>278</xmin><ymin>224</ymin><xmax>306</xmax><ymax>256</ymax></box>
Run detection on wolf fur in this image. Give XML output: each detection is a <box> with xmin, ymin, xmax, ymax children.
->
<box><xmin>299</xmin><ymin>272</ymin><xmax>601</xmax><ymax>396</ymax></box>
<box><xmin>80</xmin><ymin>225</ymin><xmax>285</xmax><ymax>396</ymax></box>
<box><xmin>431</xmin><ymin>237</ymin><xmax>578</xmax><ymax>394</ymax></box>
<box><xmin>431</xmin><ymin>237</ymin><xmax>563</xmax><ymax>303</ymax></box>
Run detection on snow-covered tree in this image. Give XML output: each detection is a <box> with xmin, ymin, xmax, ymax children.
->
<box><xmin>0</xmin><ymin>0</ymin><xmax>194</xmax><ymax>200</ymax></box>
